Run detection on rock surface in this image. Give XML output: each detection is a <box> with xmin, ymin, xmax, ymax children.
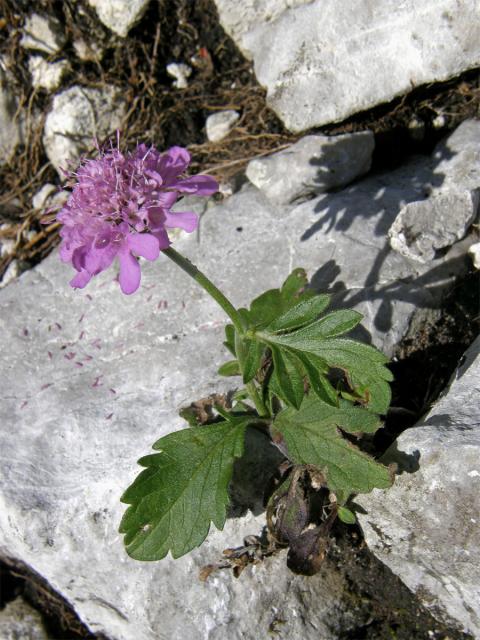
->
<box><xmin>0</xmin><ymin>597</ymin><xmax>49</xmax><ymax>640</ymax></box>
<box><xmin>389</xmin><ymin>189</ymin><xmax>479</xmax><ymax>263</ymax></box>
<box><xmin>86</xmin><ymin>0</ymin><xmax>151</xmax><ymax>38</ymax></box>
<box><xmin>20</xmin><ymin>14</ymin><xmax>66</xmax><ymax>55</ymax></box>
<box><xmin>43</xmin><ymin>86</ymin><xmax>126</xmax><ymax>175</ymax></box>
<box><xmin>28</xmin><ymin>56</ymin><xmax>69</xmax><ymax>92</ymax></box>
<box><xmin>246</xmin><ymin>131</ymin><xmax>374</xmax><ymax>204</ymax></box>
<box><xmin>0</xmin><ymin>122</ymin><xmax>477</xmax><ymax>639</ymax></box>
<box><xmin>357</xmin><ymin>336</ymin><xmax>480</xmax><ymax>637</ymax></box>
<box><xmin>206</xmin><ymin>110</ymin><xmax>240</xmax><ymax>142</ymax></box>
<box><xmin>213</xmin><ymin>0</ymin><xmax>480</xmax><ymax>132</ymax></box>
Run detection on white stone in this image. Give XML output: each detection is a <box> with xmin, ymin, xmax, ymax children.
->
<box><xmin>73</xmin><ymin>38</ymin><xmax>104</xmax><ymax>62</ymax></box>
<box><xmin>246</xmin><ymin>131</ymin><xmax>374</xmax><ymax>204</ymax></box>
<box><xmin>0</xmin><ymin>122</ymin><xmax>477</xmax><ymax>639</ymax></box>
<box><xmin>0</xmin><ymin>597</ymin><xmax>49</xmax><ymax>640</ymax></box>
<box><xmin>468</xmin><ymin>241</ymin><xmax>480</xmax><ymax>268</ymax></box>
<box><xmin>389</xmin><ymin>189</ymin><xmax>479</xmax><ymax>263</ymax></box>
<box><xmin>86</xmin><ymin>0</ymin><xmax>151</xmax><ymax>37</ymax></box>
<box><xmin>20</xmin><ymin>14</ymin><xmax>66</xmax><ymax>55</ymax></box>
<box><xmin>205</xmin><ymin>110</ymin><xmax>240</xmax><ymax>142</ymax></box>
<box><xmin>32</xmin><ymin>184</ymin><xmax>57</xmax><ymax>210</ymax></box>
<box><xmin>43</xmin><ymin>86</ymin><xmax>126</xmax><ymax>175</ymax></box>
<box><xmin>357</xmin><ymin>336</ymin><xmax>480</xmax><ymax>636</ymax></box>
<box><xmin>28</xmin><ymin>56</ymin><xmax>69</xmax><ymax>92</ymax></box>
<box><xmin>0</xmin><ymin>66</ymin><xmax>23</xmax><ymax>165</ymax></box>
<box><xmin>213</xmin><ymin>0</ymin><xmax>480</xmax><ymax>132</ymax></box>
<box><xmin>166</xmin><ymin>62</ymin><xmax>192</xmax><ymax>89</ymax></box>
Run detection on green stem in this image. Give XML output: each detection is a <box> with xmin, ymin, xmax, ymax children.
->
<box><xmin>162</xmin><ymin>247</ymin><xmax>270</xmax><ymax>418</ymax></box>
<box><xmin>162</xmin><ymin>247</ymin><xmax>245</xmax><ymax>336</ymax></box>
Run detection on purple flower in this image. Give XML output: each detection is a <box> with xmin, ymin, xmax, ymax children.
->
<box><xmin>57</xmin><ymin>141</ymin><xmax>218</xmax><ymax>294</ymax></box>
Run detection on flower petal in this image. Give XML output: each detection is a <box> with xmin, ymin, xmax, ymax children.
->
<box><xmin>171</xmin><ymin>175</ymin><xmax>218</xmax><ymax>195</ymax></box>
<box><xmin>127</xmin><ymin>233</ymin><xmax>160</xmax><ymax>261</ymax></box>
<box><xmin>152</xmin><ymin>228</ymin><xmax>171</xmax><ymax>250</ymax></box>
<box><xmin>70</xmin><ymin>269</ymin><xmax>92</xmax><ymax>289</ymax></box>
<box><xmin>118</xmin><ymin>250</ymin><xmax>141</xmax><ymax>295</ymax></box>
<box><xmin>164</xmin><ymin>210</ymin><xmax>198</xmax><ymax>232</ymax></box>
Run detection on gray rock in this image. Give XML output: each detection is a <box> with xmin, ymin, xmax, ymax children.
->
<box><xmin>43</xmin><ymin>86</ymin><xmax>126</xmax><ymax>175</ymax></box>
<box><xmin>0</xmin><ymin>122</ymin><xmax>476</xmax><ymax>639</ymax></box>
<box><xmin>0</xmin><ymin>66</ymin><xmax>24</xmax><ymax>165</ymax></box>
<box><xmin>214</xmin><ymin>0</ymin><xmax>480</xmax><ymax>132</ymax></box>
<box><xmin>20</xmin><ymin>14</ymin><xmax>66</xmax><ymax>55</ymax></box>
<box><xmin>86</xmin><ymin>0</ymin><xmax>151</xmax><ymax>37</ymax></box>
<box><xmin>246</xmin><ymin>131</ymin><xmax>374</xmax><ymax>204</ymax></box>
<box><xmin>206</xmin><ymin>110</ymin><xmax>240</xmax><ymax>142</ymax></box>
<box><xmin>0</xmin><ymin>597</ymin><xmax>49</xmax><ymax>640</ymax></box>
<box><xmin>357</xmin><ymin>336</ymin><xmax>480</xmax><ymax>636</ymax></box>
<box><xmin>73</xmin><ymin>38</ymin><xmax>104</xmax><ymax>62</ymax></box>
<box><xmin>28</xmin><ymin>56</ymin><xmax>69</xmax><ymax>92</ymax></box>
<box><xmin>389</xmin><ymin>189</ymin><xmax>479</xmax><ymax>263</ymax></box>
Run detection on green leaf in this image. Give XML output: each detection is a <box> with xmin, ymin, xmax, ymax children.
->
<box><xmin>280</xmin><ymin>268</ymin><xmax>309</xmax><ymax>300</ymax></box>
<box><xmin>218</xmin><ymin>360</ymin><xmax>241</xmax><ymax>376</ymax></box>
<box><xmin>294</xmin><ymin>352</ymin><xmax>338</xmax><ymax>406</ymax></box>
<box><xmin>337</xmin><ymin>506</ymin><xmax>356</xmax><ymax>524</ymax></box>
<box><xmin>224</xmin><ymin>324</ymin><xmax>236</xmax><ymax>356</ymax></box>
<box><xmin>259</xmin><ymin>326</ymin><xmax>392</xmax><ymax>414</ymax></box>
<box><xmin>270</xmin><ymin>346</ymin><xmax>305</xmax><ymax>409</ymax></box>
<box><xmin>120</xmin><ymin>416</ymin><xmax>249</xmax><ymax>560</ymax></box>
<box><xmin>267</xmin><ymin>294</ymin><xmax>331</xmax><ymax>333</ymax></box>
<box><xmin>242</xmin><ymin>339</ymin><xmax>265</xmax><ymax>383</ymax></box>
<box><xmin>273</xmin><ymin>397</ymin><xmax>392</xmax><ymax>495</ymax></box>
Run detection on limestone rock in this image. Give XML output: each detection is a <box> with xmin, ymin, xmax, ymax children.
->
<box><xmin>20</xmin><ymin>14</ymin><xmax>66</xmax><ymax>55</ymax></box>
<box><xmin>205</xmin><ymin>110</ymin><xmax>240</xmax><ymax>142</ymax></box>
<box><xmin>0</xmin><ymin>122</ymin><xmax>477</xmax><ymax>639</ymax></box>
<box><xmin>357</xmin><ymin>336</ymin><xmax>480</xmax><ymax>636</ymax></box>
<box><xmin>0</xmin><ymin>66</ymin><xmax>24</xmax><ymax>165</ymax></box>
<box><xmin>86</xmin><ymin>0</ymin><xmax>151</xmax><ymax>37</ymax></box>
<box><xmin>213</xmin><ymin>0</ymin><xmax>480</xmax><ymax>132</ymax></box>
<box><xmin>42</xmin><ymin>86</ymin><xmax>126</xmax><ymax>175</ymax></box>
<box><xmin>389</xmin><ymin>189</ymin><xmax>479</xmax><ymax>263</ymax></box>
<box><xmin>28</xmin><ymin>56</ymin><xmax>69</xmax><ymax>92</ymax></box>
<box><xmin>246</xmin><ymin>131</ymin><xmax>374</xmax><ymax>204</ymax></box>
<box><xmin>0</xmin><ymin>597</ymin><xmax>49</xmax><ymax>640</ymax></box>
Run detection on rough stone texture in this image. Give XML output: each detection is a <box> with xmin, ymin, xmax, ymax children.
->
<box><xmin>206</xmin><ymin>110</ymin><xmax>240</xmax><ymax>142</ymax></box>
<box><xmin>389</xmin><ymin>189</ymin><xmax>479</xmax><ymax>263</ymax></box>
<box><xmin>0</xmin><ymin>122</ymin><xmax>477</xmax><ymax>639</ymax></box>
<box><xmin>0</xmin><ymin>597</ymin><xmax>49</xmax><ymax>640</ymax></box>
<box><xmin>213</xmin><ymin>0</ymin><xmax>480</xmax><ymax>132</ymax></box>
<box><xmin>43</xmin><ymin>85</ymin><xmax>126</xmax><ymax>175</ymax></box>
<box><xmin>357</xmin><ymin>337</ymin><xmax>480</xmax><ymax>637</ymax></box>
<box><xmin>86</xmin><ymin>0</ymin><xmax>151</xmax><ymax>38</ymax></box>
<box><xmin>20</xmin><ymin>14</ymin><xmax>66</xmax><ymax>55</ymax></box>
<box><xmin>246</xmin><ymin>131</ymin><xmax>374</xmax><ymax>204</ymax></box>
<box><xmin>0</xmin><ymin>66</ymin><xmax>24</xmax><ymax>165</ymax></box>
<box><xmin>28</xmin><ymin>56</ymin><xmax>69</xmax><ymax>92</ymax></box>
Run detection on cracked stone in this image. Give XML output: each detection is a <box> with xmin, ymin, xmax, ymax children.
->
<box><xmin>357</xmin><ymin>336</ymin><xmax>480</xmax><ymax>637</ymax></box>
<box><xmin>20</xmin><ymin>14</ymin><xmax>66</xmax><ymax>55</ymax></box>
<box><xmin>213</xmin><ymin>0</ymin><xmax>480</xmax><ymax>132</ymax></box>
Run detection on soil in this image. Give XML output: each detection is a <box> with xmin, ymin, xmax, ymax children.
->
<box><xmin>0</xmin><ymin>1</ymin><xmax>479</xmax><ymax>639</ymax></box>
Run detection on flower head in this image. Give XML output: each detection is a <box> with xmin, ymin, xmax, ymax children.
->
<box><xmin>56</xmin><ymin>140</ymin><xmax>218</xmax><ymax>294</ymax></box>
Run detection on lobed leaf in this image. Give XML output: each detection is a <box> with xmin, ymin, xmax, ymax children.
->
<box><xmin>120</xmin><ymin>416</ymin><xmax>249</xmax><ymax>560</ymax></box>
<box><xmin>272</xmin><ymin>397</ymin><xmax>392</xmax><ymax>495</ymax></box>
<box><xmin>266</xmin><ymin>294</ymin><xmax>331</xmax><ymax>333</ymax></box>
<box><xmin>270</xmin><ymin>346</ymin><xmax>305</xmax><ymax>409</ymax></box>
